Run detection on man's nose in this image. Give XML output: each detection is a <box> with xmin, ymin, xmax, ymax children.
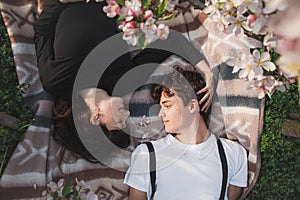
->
<box><xmin>158</xmin><ymin>107</ymin><xmax>165</xmax><ymax>117</ymax></box>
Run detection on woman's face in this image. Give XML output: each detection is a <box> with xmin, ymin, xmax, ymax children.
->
<box><xmin>99</xmin><ymin>97</ymin><xmax>130</xmax><ymax>131</ymax></box>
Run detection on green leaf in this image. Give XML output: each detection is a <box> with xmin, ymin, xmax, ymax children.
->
<box><xmin>160</xmin><ymin>13</ymin><xmax>176</xmax><ymax>21</ymax></box>
<box><xmin>138</xmin><ymin>33</ymin><xmax>147</xmax><ymax>50</ymax></box>
<box><xmin>218</xmin><ymin>2</ymin><xmax>225</xmax><ymax>9</ymax></box>
<box><xmin>142</xmin><ymin>0</ymin><xmax>152</xmax><ymax>10</ymax></box>
<box><xmin>116</xmin><ymin>0</ymin><xmax>125</xmax><ymax>6</ymax></box>
<box><xmin>158</xmin><ymin>0</ymin><xmax>168</xmax><ymax>17</ymax></box>
<box><xmin>118</xmin><ymin>15</ymin><xmax>126</xmax><ymax>21</ymax></box>
<box><xmin>62</xmin><ymin>179</ymin><xmax>73</xmax><ymax>197</ymax></box>
<box><xmin>72</xmin><ymin>188</ymin><xmax>79</xmax><ymax>199</ymax></box>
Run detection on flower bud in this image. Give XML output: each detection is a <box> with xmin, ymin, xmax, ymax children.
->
<box><xmin>247</xmin><ymin>14</ymin><xmax>257</xmax><ymax>28</ymax></box>
<box><xmin>144</xmin><ymin>10</ymin><xmax>154</xmax><ymax>19</ymax></box>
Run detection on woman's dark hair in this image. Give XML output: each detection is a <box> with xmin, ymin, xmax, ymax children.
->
<box><xmin>151</xmin><ymin>65</ymin><xmax>211</xmax><ymax>124</ymax></box>
<box><xmin>53</xmin><ymin>97</ymin><xmax>130</xmax><ymax>164</ymax></box>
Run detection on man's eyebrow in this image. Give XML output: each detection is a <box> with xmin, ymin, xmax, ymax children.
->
<box><xmin>161</xmin><ymin>100</ymin><xmax>172</xmax><ymax>104</ymax></box>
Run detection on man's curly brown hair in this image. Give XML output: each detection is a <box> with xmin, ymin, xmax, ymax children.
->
<box><xmin>151</xmin><ymin>65</ymin><xmax>210</xmax><ymax>124</ymax></box>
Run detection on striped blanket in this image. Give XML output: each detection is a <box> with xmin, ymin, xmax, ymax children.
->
<box><xmin>0</xmin><ymin>0</ymin><xmax>264</xmax><ymax>199</ymax></box>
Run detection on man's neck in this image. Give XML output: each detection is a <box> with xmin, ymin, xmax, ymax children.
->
<box><xmin>175</xmin><ymin>116</ymin><xmax>210</xmax><ymax>145</ymax></box>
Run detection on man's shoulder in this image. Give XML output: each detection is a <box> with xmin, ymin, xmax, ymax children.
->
<box><xmin>134</xmin><ymin>135</ymin><xmax>170</xmax><ymax>153</ymax></box>
<box><xmin>150</xmin><ymin>134</ymin><xmax>171</xmax><ymax>149</ymax></box>
<box><xmin>219</xmin><ymin>138</ymin><xmax>247</xmax><ymax>155</ymax></box>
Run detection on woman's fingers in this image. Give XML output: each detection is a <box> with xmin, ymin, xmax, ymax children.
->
<box><xmin>197</xmin><ymin>87</ymin><xmax>208</xmax><ymax>103</ymax></box>
<box><xmin>198</xmin><ymin>91</ymin><xmax>212</xmax><ymax>112</ymax></box>
<box><xmin>201</xmin><ymin>96</ymin><xmax>212</xmax><ymax>112</ymax></box>
<box><xmin>197</xmin><ymin>84</ymin><xmax>213</xmax><ymax>112</ymax></box>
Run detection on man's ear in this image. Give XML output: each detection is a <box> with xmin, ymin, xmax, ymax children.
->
<box><xmin>189</xmin><ymin>99</ymin><xmax>200</xmax><ymax>113</ymax></box>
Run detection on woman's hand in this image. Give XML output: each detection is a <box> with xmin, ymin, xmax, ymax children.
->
<box><xmin>59</xmin><ymin>0</ymin><xmax>83</xmax><ymax>3</ymax></box>
<box><xmin>195</xmin><ymin>60</ymin><xmax>214</xmax><ymax>112</ymax></box>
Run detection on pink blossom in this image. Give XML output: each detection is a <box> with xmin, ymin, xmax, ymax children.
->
<box><xmin>225</xmin><ymin>15</ymin><xmax>247</xmax><ymax>37</ymax></box>
<box><xmin>263</xmin><ymin>33</ymin><xmax>278</xmax><ymax>52</ymax></box>
<box><xmin>166</xmin><ymin>0</ymin><xmax>176</xmax><ymax>12</ymax></box>
<box><xmin>239</xmin><ymin>62</ymin><xmax>263</xmax><ymax>81</ymax></box>
<box><xmin>203</xmin><ymin>0</ymin><xmax>220</xmax><ymax>14</ymax></box>
<box><xmin>47</xmin><ymin>179</ymin><xmax>64</xmax><ymax>193</ymax></box>
<box><xmin>275</xmin><ymin>36</ymin><xmax>300</xmax><ymax>59</ymax></box>
<box><xmin>103</xmin><ymin>0</ymin><xmax>120</xmax><ymax>18</ymax></box>
<box><xmin>140</xmin><ymin>18</ymin><xmax>157</xmax><ymax>44</ymax></box>
<box><xmin>120</xmin><ymin>21</ymin><xmax>138</xmax><ymax>46</ymax></box>
<box><xmin>80</xmin><ymin>191</ymin><xmax>98</xmax><ymax>200</ymax></box>
<box><xmin>242</xmin><ymin>34</ymin><xmax>262</xmax><ymax>49</ymax></box>
<box><xmin>263</xmin><ymin>0</ymin><xmax>288</xmax><ymax>14</ymax></box>
<box><xmin>47</xmin><ymin>181</ymin><xmax>57</xmax><ymax>193</ymax></box>
<box><xmin>267</xmin><ymin>0</ymin><xmax>300</xmax><ymax>78</ymax></box>
<box><xmin>125</xmin><ymin>0</ymin><xmax>142</xmax><ymax>18</ymax></box>
<box><xmin>252</xmin><ymin>49</ymin><xmax>276</xmax><ymax>71</ymax></box>
<box><xmin>101</xmin><ymin>0</ymin><xmax>175</xmax><ymax>48</ymax></box>
<box><xmin>252</xmin><ymin>76</ymin><xmax>280</xmax><ymax>99</ymax></box>
<box><xmin>252</xmin><ymin>14</ymin><xmax>267</xmax><ymax>35</ymax></box>
<box><xmin>122</xmin><ymin>21</ymin><xmax>137</xmax><ymax>35</ymax></box>
<box><xmin>156</xmin><ymin>23</ymin><xmax>169</xmax><ymax>40</ymax></box>
<box><xmin>226</xmin><ymin>49</ymin><xmax>250</xmax><ymax>73</ymax></box>
<box><xmin>122</xmin><ymin>31</ymin><xmax>138</xmax><ymax>46</ymax></box>
<box><xmin>252</xmin><ymin>79</ymin><xmax>267</xmax><ymax>99</ymax></box>
<box><xmin>144</xmin><ymin>10</ymin><xmax>154</xmax><ymax>19</ymax></box>
<box><xmin>210</xmin><ymin>10</ymin><xmax>227</xmax><ymax>31</ymax></box>
<box><xmin>288</xmin><ymin>77</ymin><xmax>296</xmax><ymax>84</ymax></box>
<box><xmin>45</xmin><ymin>179</ymin><xmax>64</xmax><ymax>198</ymax></box>
<box><xmin>246</xmin><ymin>14</ymin><xmax>256</xmax><ymax>29</ymax></box>
<box><xmin>86</xmin><ymin>192</ymin><xmax>99</xmax><ymax>200</ymax></box>
<box><xmin>237</xmin><ymin>0</ymin><xmax>260</xmax><ymax>15</ymax></box>
<box><xmin>277</xmin><ymin>54</ymin><xmax>300</xmax><ymax>78</ymax></box>
<box><xmin>264</xmin><ymin>76</ymin><xmax>278</xmax><ymax>96</ymax></box>
<box><xmin>76</xmin><ymin>178</ymin><xmax>87</xmax><ymax>188</ymax></box>
<box><xmin>222</xmin><ymin>0</ymin><xmax>242</xmax><ymax>11</ymax></box>
<box><xmin>268</xmin><ymin>4</ymin><xmax>300</xmax><ymax>39</ymax></box>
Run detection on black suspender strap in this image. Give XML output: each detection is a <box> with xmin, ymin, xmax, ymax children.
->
<box><xmin>144</xmin><ymin>142</ymin><xmax>156</xmax><ymax>200</ymax></box>
<box><xmin>217</xmin><ymin>139</ymin><xmax>228</xmax><ymax>200</ymax></box>
<box><xmin>144</xmin><ymin>139</ymin><xmax>227</xmax><ymax>200</ymax></box>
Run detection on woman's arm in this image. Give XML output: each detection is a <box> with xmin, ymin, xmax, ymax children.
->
<box><xmin>34</xmin><ymin>0</ymin><xmax>66</xmax><ymax>37</ymax></box>
<box><xmin>129</xmin><ymin>187</ymin><xmax>148</xmax><ymax>200</ymax></box>
<box><xmin>195</xmin><ymin>60</ymin><xmax>214</xmax><ymax>112</ymax></box>
<box><xmin>34</xmin><ymin>0</ymin><xmax>67</xmax><ymax>95</ymax></box>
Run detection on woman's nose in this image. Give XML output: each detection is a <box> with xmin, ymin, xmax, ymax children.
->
<box><xmin>124</xmin><ymin>110</ymin><xmax>130</xmax><ymax>117</ymax></box>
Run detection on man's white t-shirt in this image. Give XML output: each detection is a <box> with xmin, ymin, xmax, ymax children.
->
<box><xmin>124</xmin><ymin>134</ymin><xmax>248</xmax><ymax>200</ymax></box>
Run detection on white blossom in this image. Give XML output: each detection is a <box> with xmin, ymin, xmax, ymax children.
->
<box><xmin>252</xmin><ymin>49</ymin><xmax>276</xmax><ymax>71</ymax></box>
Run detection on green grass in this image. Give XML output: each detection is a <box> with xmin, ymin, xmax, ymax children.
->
<box><xmin>246</xmin><ymin>84</ymin><xmax>300</xmax><ymax>200</ymax></box>
<box><xmin>0</xmin><ymin>15</ymin><xmax>33</xmax><ymax>176</ymax></box>
<box><xmin>0</xmin><ymin>14</ymin><xmax>299</xmax><ymax>199</ymax></box>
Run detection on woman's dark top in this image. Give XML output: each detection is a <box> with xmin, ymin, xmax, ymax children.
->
<box><xmin>34</xmin><ymin>0</ymin><xmax>204</xmax><ymax>100</ymax></box>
